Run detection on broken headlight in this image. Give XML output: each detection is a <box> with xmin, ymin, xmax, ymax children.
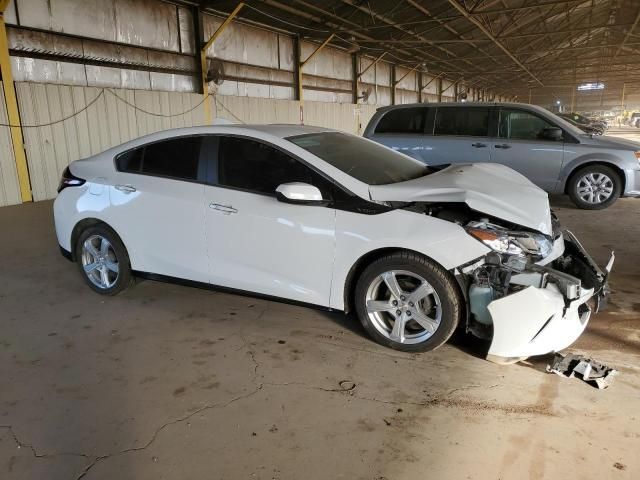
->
<box><xmin>467</xmin><ymin>226</ymin><xmax>553</xmax><ymax>261</ymax></box>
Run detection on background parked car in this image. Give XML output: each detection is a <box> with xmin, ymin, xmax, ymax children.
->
<box><xmin>364</xmin><ymin>102</ymin><xmax>640</xmax><ymax>209</ymax></box>
<box><xmin>560</xmin><ymin>112</ymin><xmax>607</xmax><ymax>133</ymax></box>
<box><xmin>628</xmin><ymin>112</ymin><xmax>640</xmax><ymax>127</ymax></box>
<box><xmin>557</xmin><ymin>113</ymin><xmax>604</xmax><ymax>135</ymax></box>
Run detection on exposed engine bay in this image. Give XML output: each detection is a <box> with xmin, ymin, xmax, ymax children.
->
<box><xmin>404</xmin><ymin>203</ymin><xmax>614</xmax><ymax>363</ymax></box>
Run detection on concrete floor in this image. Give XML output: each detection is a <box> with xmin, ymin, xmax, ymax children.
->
<box><xmin>2</xmin><ymin>145</ymin><xmax>640</xmax><ymax>479</ymax></box>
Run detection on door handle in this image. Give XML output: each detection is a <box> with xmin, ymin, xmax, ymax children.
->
<box><xmin>494</xmin><ymin>144</ymin><xmax>511</xmax><ymax>149</ymax></box>
<box><xmin>471</xmin><ymin>142</ymin><xmax>486</xmax><ymax>148</ymax></box>
<box><xmin>114</xmin><ymin>184</ymin><xmax>136</xmax><ymax>193</ymax></box>
<box><xmin>209</xmin><ymin>203</ymin><xmax>238</xmax><ymax>215</ymax></box>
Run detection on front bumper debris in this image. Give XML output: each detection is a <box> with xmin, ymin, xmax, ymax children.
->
<box><xmin>547</xmin><ymin>353</ymin><xmax>618</xmax><ymax>389</ymax></box>
<box><xmin>476</xmin><ymin>230</ymin><xmax>614</xmax><ymax>361</ymax></box>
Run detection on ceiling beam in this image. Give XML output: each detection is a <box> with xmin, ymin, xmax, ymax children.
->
<box><xmin>499</xmin><ymin>22</ymin><xmax>636</xmax><ymax>40</ymax></box>
<box><xmin>446</xmin><ymin>0</ymin><xmax>544</xmax><ymax>86</ymax></box>
<box><xmin>613</xmin><ymin>7</ymin><xmax>640</xmax><ymax>59</ymax></box>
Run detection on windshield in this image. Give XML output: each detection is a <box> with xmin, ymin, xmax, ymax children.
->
<box><xmin>287</xmin><ymin>132</ymin><xmax>428</xmax><ymax>185</ymax></box>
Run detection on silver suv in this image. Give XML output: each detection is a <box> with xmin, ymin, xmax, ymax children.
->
<box><xmin>364</xmin><ymin>102</ymin><xmax>640</xmax><ymax>209</ymax></box>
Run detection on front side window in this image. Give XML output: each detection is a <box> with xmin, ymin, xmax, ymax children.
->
<box><xmin>375</xmin><ymin>108</ymin><xmax>427</xmax><ymax>134</ymax></box>
<box><xmin>287</xmin><ymin>132</ymin><xmax>428</xmax><ymax>185</ymax></box>
<box><xmin>116</xmin><ymin>136</ymin><xmax>203</xmax><ymax>181</ymax></box>
<box><xmin>217</xmin><ymin>136</ymin><xmax>332</xmax><ymax>196</ymax></box>
<box><xmin>499</xmin><ymin>109</ymin><xmax>555</xmax><ymax>141</ymax></box>
<box><xmin>434</xmin><ymin>107</ymin><xmax>489</xmax><ymax>137</ymax></box>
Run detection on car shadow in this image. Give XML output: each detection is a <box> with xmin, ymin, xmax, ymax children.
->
<box><xmin>549</xmin><ymin>194</ymin><xmax>577</xmax><ymax>209</ymax></box>
<box><xmin>316</xmin><ymin>310</ymin><xmax>370</xmax><ymax>339</ymax></box>
<box><xmin>318</xmin><ymin>311</ymin><xmax>497</xmax><ymax>361</ymax></box>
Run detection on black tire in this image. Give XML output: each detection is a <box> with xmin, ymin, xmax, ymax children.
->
<box><xmin>567</xmin><ymin>164</ymin><xmax>621</xmax><ymax>210</ymax></box>
<box><xmin>354</xmin><ymin>251</ymin><xmax>462</xmax><ymax>353</ymax></box>
<box><xmin>75</xmin><ymin>224</ymin><xmax>133</xmax><ymax>295</ymax></box>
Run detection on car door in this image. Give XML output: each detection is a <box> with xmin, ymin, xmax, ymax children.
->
<box><xmin>425</xmin><ymin>106</ymin><xmax>493</xmax><ymax>165</ymax></box>
<box><xmin>490</xmin><ymin>107</ymin><xmax>564</xmax><ymax>191</ymax></box>
<box><xmin>204</xmin><ymin>135</ymin><xmax>337</xmax><ymax>306</ymax></box>
<box><xmin>109</xmin><ymin>135</ymin><xmax>209</xmax><ymax>283</ymax></box>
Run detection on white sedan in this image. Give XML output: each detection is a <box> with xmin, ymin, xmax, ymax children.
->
<box><xmin>54</xmin><ymin>125</ymin><xmax>612</xmax><ymax>362</ymax></box>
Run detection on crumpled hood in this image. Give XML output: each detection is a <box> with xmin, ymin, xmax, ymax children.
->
<box><xmin>369</xmin><ymin>163</ymin><xmax>552</xmax><ymax>235</ymax></box>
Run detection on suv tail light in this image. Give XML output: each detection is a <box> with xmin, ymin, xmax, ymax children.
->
<box><xmin>57</xmin><ymin>166</ymin><xmax>85</xmax><ymax>193</ymax></box>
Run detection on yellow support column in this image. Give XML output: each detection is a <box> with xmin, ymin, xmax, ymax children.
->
<box><xmin>200</xmin><ymin>2</ymin><xmax>244</xmax><ymax>124</ymax></box>
<box><xmin>0</xmin><ymin>3</ymin><xmax>32</xmax><ymax>202</ymax></box>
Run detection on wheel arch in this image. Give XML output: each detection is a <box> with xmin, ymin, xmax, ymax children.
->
<box><xmin>70</xmin><ymin>218</ymin><xmax>124</xmax><ymax>261</ymax></box>
<box><xmin>562</xmin><ymin>160</ymin><xmax>626</xmax><ymax>194</ymax></box>
<box><xmin>342</xmin><ymin>247</ymin><xmax>463</xmax><ymax>315</ymax></box>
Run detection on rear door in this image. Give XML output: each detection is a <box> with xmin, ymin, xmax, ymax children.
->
<box><xmin>426</xmin><ymin>106</ymin><xmax>493</xmax><ymax>165</ymax></box>
<box><xmin>490</xmin><ymin>107</ymin><xmax>564</xmax><ymax>190</ymax></box>
<box><xmin>109</xmin><ymin>136</ymin><xmax>209</xmax><ymax>282</ymax></box>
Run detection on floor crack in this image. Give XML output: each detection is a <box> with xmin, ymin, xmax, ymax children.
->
<box><xmin>75</xmin><ymin>385</ymin><xmax>264</xmax><ymax>479</ymax></box>
<box><xmin>0</xmin><ymin>425</ymin><xmax>95</xmax><ymax>461</ymax></box>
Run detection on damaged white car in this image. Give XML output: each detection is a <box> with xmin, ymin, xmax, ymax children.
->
<box><xmin>53</xmin><ymin>125</ymin><xmax>613</xmax><ymax>363</ymax></box>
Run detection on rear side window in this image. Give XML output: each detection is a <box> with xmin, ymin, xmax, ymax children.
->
<box><xmin>117</xmin><ymin>136</ymin><xmax>203</xmax><ymax>181</ymax></box>
<box><xmin>217</xmin><ymin>136</ymin><xmax>333</xmax><ymax>197</ymax></box>
<box><xmin>434</xmin><ymin>107</ymin><xmax>489</xmax><ymax>137</ymax></box>
<box><xmin>375</xmin><ymin>108</ymin><xmax>427</xmax><ymax>134</ymax></box>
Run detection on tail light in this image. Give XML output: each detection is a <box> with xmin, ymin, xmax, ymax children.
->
<box><xmin>57</xmin><ymin>166</ymin><xmax>85</xmax><ymax>193</ymax></box>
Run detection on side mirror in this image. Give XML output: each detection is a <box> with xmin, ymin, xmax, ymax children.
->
<box><xmin>540</xmin><ymin>127</ymin><xmax>563</xmax><ymax>141</ymax></box>
<box><xmin>275</xmin><ymin>182</ymin><xmax>327</xmax><ymax>205</ymax></box>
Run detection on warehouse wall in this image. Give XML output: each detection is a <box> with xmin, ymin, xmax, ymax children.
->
<box><xmin>9</xmin><ymin>82</ymin><xmax>378</xmax><ymax>202</ymax></box>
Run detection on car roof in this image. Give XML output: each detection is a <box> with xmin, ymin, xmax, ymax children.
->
<box><xmin>144</xmin><ymin>123</ymin><xmax>335</xmax><ymax>140</ymax></box>
<box><xmin>375</xmin><ymin>101</ymin><xmax>552</xmax><ymax>115</ymax></box>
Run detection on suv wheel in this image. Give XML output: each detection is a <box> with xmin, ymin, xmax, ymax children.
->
<box><xmin>568</xmin><ymin>165</ymin><xmax>621</xmax><ymax>210</ymax></box>
<box><xmin>354</xmin><ymin>252</ymin><xmax>462</xmax><ymax>353</ymax></box>
<box><xmin>75</xmin><ymin>225</ymin><xmax>133</xmax><ymax>295</ymax></box>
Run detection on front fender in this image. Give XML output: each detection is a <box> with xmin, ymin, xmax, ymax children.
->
<box><xmin>558</xmin><ymin>152</ymin><xmax>627</xmax><ymax>190</ymax></box>
<box><xmin>329</xmin><ymin>208</ymin><xmax>490</xmax><ymax>310</ymax></box>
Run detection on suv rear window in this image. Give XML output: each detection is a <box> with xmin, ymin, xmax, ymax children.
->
<box><xmin>375</xmin><ymin>107</ymin><xmax>427</xmax><ymax>134</ymax></box>
<box><xmin>434</xmin><ymin>107</ymin><xmax>489</xmax><ymax>137</ymax></box>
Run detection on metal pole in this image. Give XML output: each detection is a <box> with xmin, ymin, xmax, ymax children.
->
<box><xmin>299</xmin><ymin>33</ymin><xmax>335</xmax><ymax>124</ymax></box>
<box><xmin>570</xmin><ymin>85</ymin><xmax>576</xmax><ymax>112</ymax></box>
<box><xmin>357</xmin><ymin>52</ymin><xmax>386</xmax><ymax>78</ymax></box>
<box><xmin>201</xmin><ymin>2</ymin><xmax>244</xmax><ymax>124</ymax></box>
<box><xmin>0</xmin><ymin>3</ymin><xmax>32</xmax><ymax>202</ymax></box>
<box><xmin>391</xmin><ymin>65</ymin><xmax>396</xmax><ymax>105</ymax></box>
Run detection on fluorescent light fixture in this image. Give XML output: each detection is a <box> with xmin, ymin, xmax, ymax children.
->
<box><xmin>577</xmin><ymin>82</ymin><xmax>605</xmax><ymax>91</ymax></box>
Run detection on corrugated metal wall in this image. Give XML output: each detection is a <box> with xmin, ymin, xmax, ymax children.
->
<box><xmin>16</xmin><ymin>83</ymin><xmax>209</xmax><ymax>201</ymax></box>
<box><xmin>0</xmin><ymin>82</ymin><xmax>22</xmax><ymax>207</ymax></box>
<box><xmin>12</xmin><ymin>82</ymin><xmax>381</xmax><ymax>202</ymax></box>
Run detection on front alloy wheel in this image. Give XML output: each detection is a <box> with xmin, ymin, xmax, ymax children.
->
<box><xmin>355</xmin><ymin>252</ymin><xmax>462</xmax><ymax>352</ymax></box>
<box><xmin>365</xmin><ymin>270</ymin><xmax>442</xmax><ymax>345</ymax></box>
<box><xmin>568</xmin><ymin>165</ymin><xmax>621</xmax><ymax>210</ymax></box>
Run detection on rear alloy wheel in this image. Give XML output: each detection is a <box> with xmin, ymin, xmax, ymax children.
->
<box><xmin>76</xmin><ymin>225</ymin><xmax>132</xmax><ymax>295</ymax></box>
<box><xmin>355</xmin><ymin>252</ymin><xmax>462</xmax><ymax>352</ymax></box>
<box><xmin>568</xmin><ymin>165</ymin><xmax>621</xmax><ymax>210</ymax></box>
